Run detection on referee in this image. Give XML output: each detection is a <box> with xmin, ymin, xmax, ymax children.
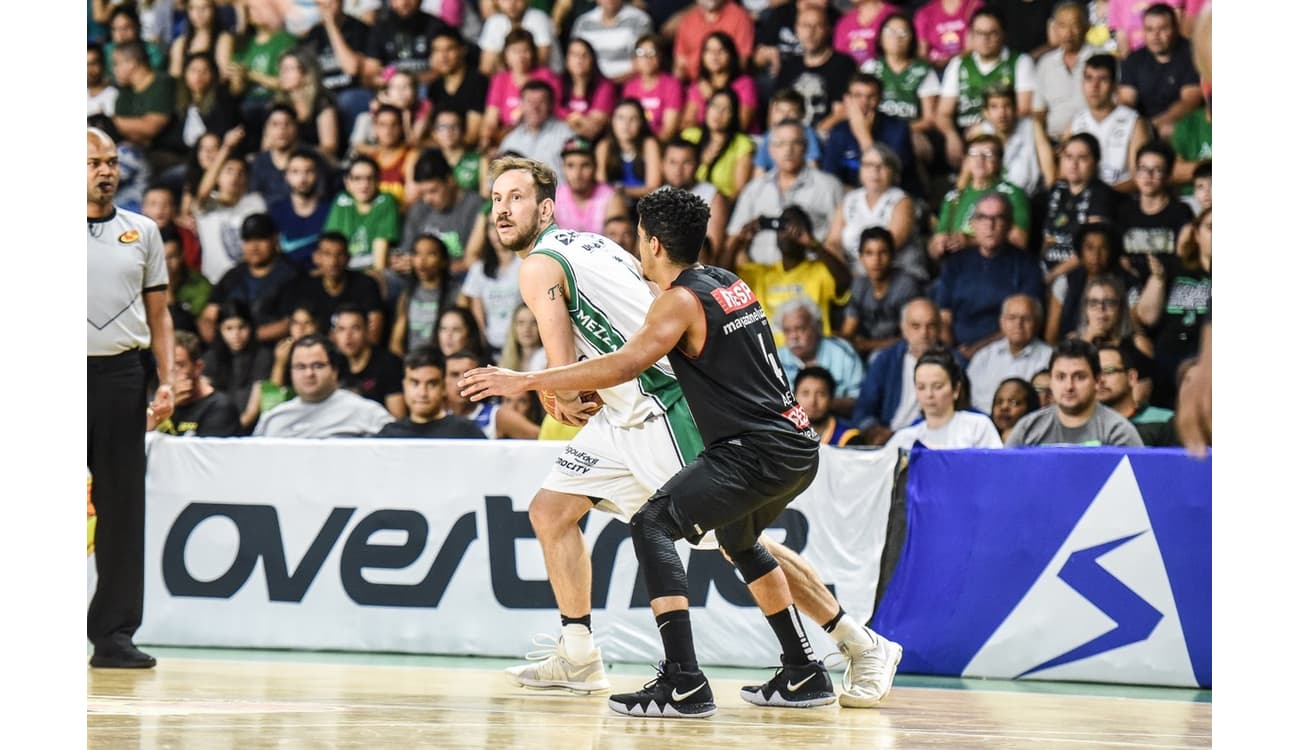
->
<box><xmin>87</xmin><ymin>128</ymin><xmax>175</xmax><ymax>669</ymax></box>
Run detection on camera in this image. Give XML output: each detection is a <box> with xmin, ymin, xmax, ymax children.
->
<box><xmin>758</xmin><ymin>215</ymin><xmax>783</xmax><ymax>231</ymax></box>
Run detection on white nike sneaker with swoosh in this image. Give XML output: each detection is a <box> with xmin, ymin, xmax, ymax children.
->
<box><xmin>505</xmin><ymin>633</ymin><xmax>610</xmax><ymax>693</ymax></box>
<box><xmin>739</xmin><ymin>660</ymin><xmax>836</xmax><ymax>708</ymax></box>
<box><xmin>837</xmin><ymin>631</ymin><xmax>903</xmax><ymax>708</ymax></box>
<box><xmin>608</xmin><ymin>661</ymin><xmax>716</xmax><ymax>719</ymax></box>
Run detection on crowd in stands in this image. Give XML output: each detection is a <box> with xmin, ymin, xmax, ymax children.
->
<box><xmin>93</xmin><ymin>0</ymin><xmax>1211</xmax><ymax>448</ymax></box>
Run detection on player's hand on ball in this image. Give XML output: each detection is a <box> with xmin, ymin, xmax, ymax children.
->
<box><xmin>458</xmin><ymin>365</ymin><xmax>527</xmax><ymax>401</ymax></box>
<box><xmin>541</xmin><ymin>390</ymin><xmax>603</xmax><ymax>426</ymax></box>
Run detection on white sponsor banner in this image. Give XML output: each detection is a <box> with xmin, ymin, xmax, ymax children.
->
<box><xmin>134</xmin><ymin>437</ymin><xmax>896</xmax><ymax>667</ymax></box>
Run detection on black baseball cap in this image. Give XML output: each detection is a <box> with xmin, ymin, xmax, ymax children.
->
<box><xmin>240</xmin><ymin>212</ymin><xmax>277</xmax><ymax>240</ymax></box>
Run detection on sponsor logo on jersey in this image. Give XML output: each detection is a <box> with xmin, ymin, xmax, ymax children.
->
<box><xmin>781</xmin><ymin>404</ymin><xmax>812</xmax><ymax>431</ymax></box>
<box><xmin>574</xmin><ymin>307</ymin><xmax>617</xmax><ymax>350</ymax></box>
<box><xmin>722</xmin><ymin>309</ymin><xmax>767</xmax><ymax>335</ymax></box>
<box><xmin>710</xmin><ymin>279</ymin><xmax>758</xmax><ymax>314</ymax></box>
<box><xmin>118</xmin><ymin>229</ymin><xmax>140</xmax><ymax>243</ymax></box>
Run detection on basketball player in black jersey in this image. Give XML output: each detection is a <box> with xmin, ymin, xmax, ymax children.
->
<box><xmin>460</xmin><ymin>187</ymin><xmax>892</xmax><ymax>718</ymax></box>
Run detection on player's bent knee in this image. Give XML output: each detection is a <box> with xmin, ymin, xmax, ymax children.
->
<box><xmin>628</xmin><ymin>497</ymin><xmax>675</xmax><ymax>542</ymax></box>
<box><xmin>629</xmin><ymin>500</ymin><xmax>691</xmax><ymax>599</ymax></box>
<box><xmin>728</xmin><ymin>542</ymin><xmax>779</xmax><ymax>584</ymax></box>
<box><xmin>529</xmin><ymin>490</ymin><xmax>591</xmax><ymax>536</ymax></box>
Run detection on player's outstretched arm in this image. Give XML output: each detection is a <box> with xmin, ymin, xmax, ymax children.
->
<box><xmin>460</xmin><ymin>288</ymin><xmax>696</xmax><ymax>400</ymax></box>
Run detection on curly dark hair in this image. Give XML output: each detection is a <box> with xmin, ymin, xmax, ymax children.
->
<box><xmin>637</xmin><ymin>187</ymin><xmax>711</xmax><ymax>265</ymax></box>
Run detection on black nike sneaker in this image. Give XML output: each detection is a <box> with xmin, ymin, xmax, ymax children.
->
<box><xmin>608</xmin><ymin>661</ymin><xmax>716</xmax><ymax>718</ymax></box>
<box><xmin>739</xmin><ymin>659</ymin><xmax>836</xmax><ymax>708</ymax></box>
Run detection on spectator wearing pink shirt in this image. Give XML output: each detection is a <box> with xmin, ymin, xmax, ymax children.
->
<box><xmin>682</xmin><ymin>32</ymin><xmax>760</xmax><ymax>133</ymax></box>
<box><xmin>673</xmin><ymin>0</ymin><xmax>756</xmax><ymax>82</ymax></box>
<box><xmin>621</xmin><ymin>35</ymin><xmax>684</xmax><ymax>141</ymax></box>
<box><xmin>555</xmin><ymin>136</ymin><xmax>628</xmax><ymax>234</ymax></box>
<box><xmin>481</xmin><ymin>29</ymin><xmax>561</xmax><ymax>151</ymax></box>
<box><xmin>1111</xmin><ymin>0</ymin><xmax>1185</xmax><ymax>56</ymax></box>
<box><xmin>555</xmin><ymin>38</ymin><xmax>618</xmax><ymax>142</ymax></box>
<box><xmin>832</xmin><ymin>0</ymin><xmax>900</xmax><ymax>68</ymax></box>
<box><xmin>913</xmin><ymin>0</ymin><xmax>983</xmax><ymax>71</ymax></box>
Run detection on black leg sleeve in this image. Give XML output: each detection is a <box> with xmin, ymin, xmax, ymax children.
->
<box><xmin>629</xmin><ymin>493</ymin><xmax>690</xmax><ymax>600</ymax></box>
<box><xmin>724</xmin><ymin>540</ymin><xmax>779</xmax><ymax>584</ymax></box>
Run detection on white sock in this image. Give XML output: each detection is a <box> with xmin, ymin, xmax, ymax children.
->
<box><xmin>831</xmin><ymin>615</ymin><xmax>877</xmax><ymax>650</ymax></box>
<box><xmin>561</xmin><ymin>624</ymin><xmax>596</xmax><ymax>660</ymax></box>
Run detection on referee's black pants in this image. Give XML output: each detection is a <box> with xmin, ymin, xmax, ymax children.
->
<box><xmin>87</xmin><ymin>351</ymin><xmax>148</xmax><ymax>648</ymax></box>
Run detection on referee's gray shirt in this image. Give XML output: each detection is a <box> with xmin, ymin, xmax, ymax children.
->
<box><xmin>88</xmin><ymin>207</ymin><xmax>167</xmax><ymax>356</ymax></box>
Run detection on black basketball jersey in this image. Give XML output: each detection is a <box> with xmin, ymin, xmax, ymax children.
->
<box><xmin>667</xmin><ymin>266</ymin><xmax>819</xmax><ymax>446</ymax></box>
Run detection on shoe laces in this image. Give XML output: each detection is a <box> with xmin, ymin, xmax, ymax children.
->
<box><xmin>522</xmin><ymin>632</ymin><xmax>564</xmax><ymax>662</ymax></box>
<box><xmin>832</xmin><ymin>641</ymin><xmax>880</xmax><ymax>694</ymax></box>
<box><xmin>637</xmin><ymin>660</ymin><xmax>675</xmax><ymax>692</ymax></box>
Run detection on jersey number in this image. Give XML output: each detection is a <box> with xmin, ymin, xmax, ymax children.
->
<box><xmin>758</xmin><ymin>335</ymin><xmax>786</xmax><ymax>386</ymax></box>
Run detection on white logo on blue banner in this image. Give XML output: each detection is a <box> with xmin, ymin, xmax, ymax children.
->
<box><xmin>963</xmin><ymin>457</ymin><xmax>1197</xmax><ymax>685</ymax></box>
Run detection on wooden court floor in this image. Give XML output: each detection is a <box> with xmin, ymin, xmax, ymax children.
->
<box><xmin>88</xmin><ymin>651</ymin><xmax>1211</xmax><ymax>749</ymax></box>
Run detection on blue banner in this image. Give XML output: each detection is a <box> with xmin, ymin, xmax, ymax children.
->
<box><xmin>871</xmin><ymin>447</ymin><xmax>1211</xmax><ymax>688</ymax></box>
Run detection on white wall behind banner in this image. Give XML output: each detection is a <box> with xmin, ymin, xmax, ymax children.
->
<box><xmin>134</xmin><ymin>438</ymin><xmax>897</xmax><ymax>667</ymax></box>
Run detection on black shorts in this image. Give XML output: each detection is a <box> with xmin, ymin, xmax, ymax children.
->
<box><xmin>654</xmin><ymin>430</ymin><xmax>820</xmax><ymax>554</ymax></box>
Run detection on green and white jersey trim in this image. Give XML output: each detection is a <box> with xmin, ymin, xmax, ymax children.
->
<box><xmin>531</xmin><ymin>225</ymin><xmax>685</xmax><ymax>428</ymax></box>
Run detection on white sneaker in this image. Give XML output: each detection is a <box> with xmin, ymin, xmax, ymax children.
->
<box><xmin>505</xmin><ymin>633</ymin><xmax>611</xmax><ymax>694</ymax></box>
<box><xmin>836</xmin><ymin>632</ymin><xmax>903</xmax><ymax>708</ymax></box>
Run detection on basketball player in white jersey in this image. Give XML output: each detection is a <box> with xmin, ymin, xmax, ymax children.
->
<box><xmin>485</xmin><ymin>157</ymin><xmax>901</xmax><ymax>709</ymax></box>
<box><xmin>1063</xmin><ymin>54</ymin><xmax>1150</xmax><ymax>194</ymax></box>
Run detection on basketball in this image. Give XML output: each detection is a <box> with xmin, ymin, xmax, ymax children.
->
<box><xmin>539</xmin><ymin>390</ymin><xmax>603</xmax><ymax>421</ymax></box>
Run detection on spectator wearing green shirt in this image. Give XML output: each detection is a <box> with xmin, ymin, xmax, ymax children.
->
<box><xmin>929</xmin><ymin>133</ymin><xmax>1030</xmax><ymax>260</ymax></box>
<box><xmin>1171</xmin><ymin>105</ymin><xmax>1211</xmax><ymax>188</ymax></box>
<box><xmin>325</xmin><ymin>155</ymin><xmax>402</xmax><ymax>278</ymax></box>
<box><xmin>228</xmin><ymin>2</ymin><xmax>298</xmax><ymax>131</ymax></box>
<box><xmin>162</xmin><ymin>225</ymin><xmax>212</xmax><ymax>335</ymax></box>
<box><xmin>111</xmin><ymin>40</ymin><xmax>180</xmax><ymax>167</ymax></box>
<box><xmin>935</xmin><ymin>8</ymin><xmax>1037</xmax><ymax>170</ymax></box>
<box><xmin>103</xmin><ymin>5</ymin><xmax>167</xmax><ymax>79</ymax></box>
<box><xmin>1096</xmin><ymin>343</ymin><xmax>1172</xmax><ymax>429</ymax></box>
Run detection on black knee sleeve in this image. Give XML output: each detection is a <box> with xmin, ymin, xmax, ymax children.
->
<box><xmin>629</xmin><ymin>495</ymin><xmax>689</xmax><ymax>599</ymax></box>
<box><xmin>727</xmin><ymin>541</ymin><xmax>778</xmax><ymax>584</ymax></box>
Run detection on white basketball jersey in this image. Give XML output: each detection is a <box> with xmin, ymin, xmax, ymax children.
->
<box><xmin>1070</xmin><ymin>105</ymin><xmax>1139</xmax><ymax>185</ymax></box>
<box><xmin>530</xmin><ymin>225</ymin><xmax>684</xmax><ymax>428</ymax></box>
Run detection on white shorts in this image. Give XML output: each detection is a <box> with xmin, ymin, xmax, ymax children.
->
<box><xmin>541</xmin><ymin>404</ymin><xmax>718</xmax><ymax>549</ymax></box>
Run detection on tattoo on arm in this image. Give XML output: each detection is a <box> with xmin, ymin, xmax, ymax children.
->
<box><xmin>546</xmin><ymin>283</ymin><xmax>563</xmax><ymax>301</ymax></box>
